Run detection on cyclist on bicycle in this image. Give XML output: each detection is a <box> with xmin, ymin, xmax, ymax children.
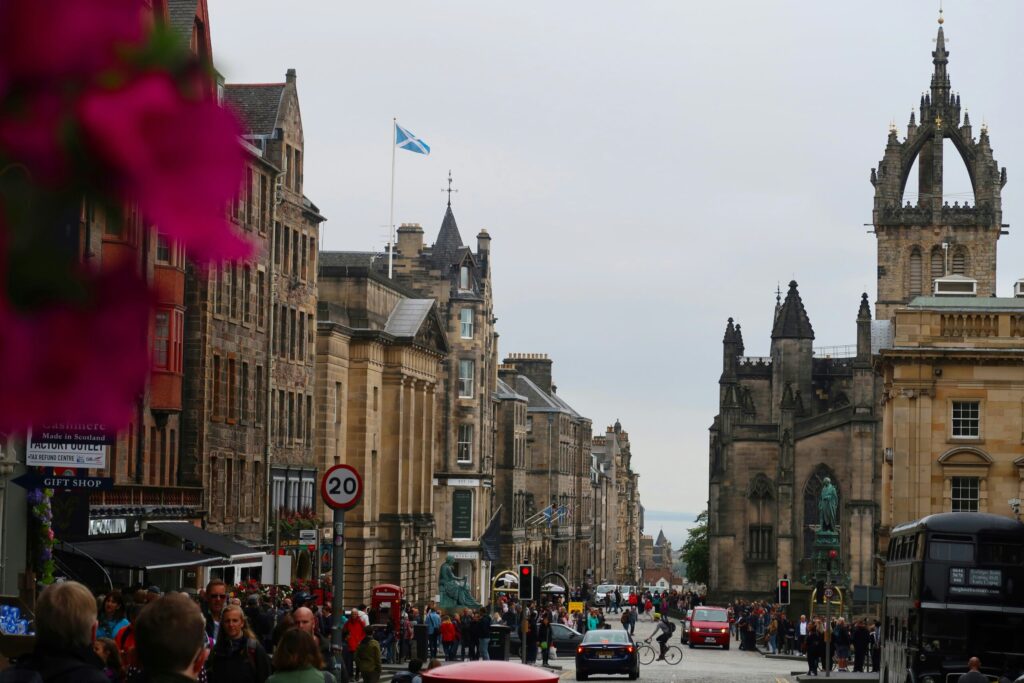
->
<box><xmin>648</xmin><ymin>612</ymin><xmax>672</xmax><ymax>661</ymax></box>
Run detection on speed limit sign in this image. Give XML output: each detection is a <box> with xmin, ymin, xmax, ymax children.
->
<box><xmin>321</xmin><ymin>464</ymin><xmax>363</xmax><ymax>510</ymax></box>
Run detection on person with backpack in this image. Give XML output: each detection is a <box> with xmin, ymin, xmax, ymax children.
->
<box><xmin>645</xmin><ymin>613</ymin><xmax>673</xmax><ymax>661</ymax></box>
<box><xmin>203</xmin><ymin>604</ymin><xmax>271</xmax><ymax>683</ymax></box>
<box><xmin>0</xmin><ymin>581</ymin><xmax>108</xmax><ymax>683</ymax></box>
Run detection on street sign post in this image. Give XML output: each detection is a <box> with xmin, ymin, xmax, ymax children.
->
<box><xmin>321</xmin><ymin>464</ymin><xmax>363</xmax><ymax>659</ymax></box>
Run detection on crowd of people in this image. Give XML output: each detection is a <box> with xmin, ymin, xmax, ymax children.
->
<box><xmin>727</xmin><ymin>599</ymin><xmax>881</xmax><ymax>675</ymax></box>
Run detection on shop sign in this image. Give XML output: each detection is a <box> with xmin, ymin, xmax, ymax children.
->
<box><xmin>446</xmin><ymin>478</ymin><xmax>480</xmax><ymax>487</ymax></box>
<box><xmin>33</xmin><ymin>423</ymin><xmax>116</xmax><ymax>446</ymax></box>
<box><xmin>88</xmin><ymin>516</ymin><xmax>141</xmax><ymax>539</ymax></box>
<box><xmin>298</xmin><ymin>529</ymin><xmax>318</xmax><ymax>544</ymax></box>
<box><xmin>447</xmin><ymin>551</ymin><xmax>479</xmax><ymax>560</ymax></box>
<box><xmin>26</xmin><ymin>433</ymin><xmax>107</xmax><ymax>469</ymax></box>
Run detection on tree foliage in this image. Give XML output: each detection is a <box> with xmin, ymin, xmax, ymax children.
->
<box><xmin>680</xmin><ymin>509</ymin><xmax>709</xmax><ymax>585</ymax></box>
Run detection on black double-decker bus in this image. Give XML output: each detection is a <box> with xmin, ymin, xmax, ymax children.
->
<box><xmin>881</xmin><ymin>512</ymin><xmax>1024</xmax><ymax>683</ymax></box>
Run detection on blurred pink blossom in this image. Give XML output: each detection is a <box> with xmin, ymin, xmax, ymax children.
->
<box><xmin>0</xmin><ymin>92</ymin><xmax>72</xmax><ymax>182</ymax></box>
<box><xmin>0</xmin><ymin>262</ymin><xmax>152</xmax><ymax>434</ymax></box>
<box><xmin>78</xmin><ymin>73</ymin><xmax>251</xmax><ymax>261</ymax></box>
<box><xmin>0</xmin><ymin>0</ymin><xmax>145</xmax><ymax>91</ymax></box>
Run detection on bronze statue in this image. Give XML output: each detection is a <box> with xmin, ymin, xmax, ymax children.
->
<box><xmin>819</xmin><ymin>477</ymin><xmax>839</xmax><ymax>532</ymax></box>
<box><xmin>439</xmin><ymin>556</ymin><xmax>481</xmax><ymax>611</ymax></box>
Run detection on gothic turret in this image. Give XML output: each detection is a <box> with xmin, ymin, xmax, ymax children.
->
<box><xmin>771</xmin><ymin>282</ymin><xmax>814</xmax><ymax>419</ymax></box>
<box><xmin>870</xmin><ymin>17</ymin><xmax>1006</xmax><ymax>319</ymax></box>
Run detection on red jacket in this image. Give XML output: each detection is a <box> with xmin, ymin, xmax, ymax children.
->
<box><xmin>440</xmin><ymin>620</ymin><xmax>457</xmax><ymax>643</ymax></box>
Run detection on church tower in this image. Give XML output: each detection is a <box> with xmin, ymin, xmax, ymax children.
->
<box><xmin>871</xmin><ymin>16</ymin><xmax>1007</xmax><ymax>320</ymax></box>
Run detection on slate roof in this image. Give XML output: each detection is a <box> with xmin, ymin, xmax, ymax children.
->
<box><xmin>494</xmin><ymin>378</ymin><xmax>527</xmax><ymax>402</ymax></box>
<box><xmin>771</xmin><ymin>280</ymin><xmax>815</xmax><ymax>340</ymax></box>
<box><xmin>320</xmin><ymin>251</ymin><xmax>381</xmax><ymax>269</ymax></box>
<box><xmin>514</xmin><ymin>375</ymin><xmax>583</xmax><ymax>418</ymax></box>
<box><xmin>223</xmin><ymin>84</ymin><xmax>285</xmax><ymax>136</ymax></box>
<box><xmin>655</xmin><ymin>529</ymin><xmax>669</xmax><ymax>547</ymax></box>
<box><xmin>167</xmin><ymin>0</ymin><xmax>197</xmax><ymax>42</ymax></box>
<box><xmin>384</xmin><ymin>299</ymin><xmax>434</xmax><ymax>337</ymax></box>
<box><xmin>432</xmin><ymin>205</ymin><xmax>464</xmax><ymax>266</ymax></box>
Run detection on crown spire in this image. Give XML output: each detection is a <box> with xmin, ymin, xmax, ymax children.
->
<box><xmin>931</xmin><ymin>17</ymin><xmax>950</xmax><ymax>101</ymax></box>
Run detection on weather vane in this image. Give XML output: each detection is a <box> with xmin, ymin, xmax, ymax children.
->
<box><xmin>443</xmin><ymin>170</ymin><xmax>458</xmax><ymax>207</ymax></box>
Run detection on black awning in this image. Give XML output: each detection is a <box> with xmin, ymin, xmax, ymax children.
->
<box><xmin>148</xmin><ymin>521</ymin><xmax>263</xmax><ymax>560</ymax></box>
<box><xmin>61</xmin><ymin>538</ymin><xmax>217</xmax><ymax>570</ymax></box>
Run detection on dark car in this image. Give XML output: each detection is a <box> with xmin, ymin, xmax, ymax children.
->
<box><xmin>680</xmin><ymin>609</ymin><xmax>693</xmax><ymax>644</ymax></box>
<box><xmin>574</xmin><ymin>628</ymin><xmax>639</xmax><ymax>681</ymax></box>
<box><xmin>509</xmin><ymin>622</ymin><xmax>583</xmax><ymax>656</ymax></box>
<box><xmin>688</xmin><ymin>606</ymin><xmax>730</xmax><ymax>649</ymax></box>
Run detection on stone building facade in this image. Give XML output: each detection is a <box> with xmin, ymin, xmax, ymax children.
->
<box><xmin>314</xmin><ymin>258</ymin><xmax>447</xmax><ymax>607</ymax></box>
<box><xmin>180</xmin><ymin>135</ymin><xmax>277</xmax><ymax>543</ymax></box>
<box><xmin>222</xmin><ymin>70</ymin><xmax>325</xmax><ymax>561</ymax></box>
<box><xmin>493</xmin><ymin>368</ymin><xmax>533</xmax><ymax>572</ymax></box>
<box><xmin>707</xmin><ymin>283</ymin><xmax>881</xmax><ymax>602</ymax></box>
<box><xmin>868</xmin><ymin>22</ymin><xmax>1020</xmax><ymax>554</ymax></box>
<box><xmin>501</xmin><ymin>354</ymin><xmax>593</xmax><ymax>585</ymax></box>
<box><xmin>877</xmin><ymin>296</ymin><xmax>1024</xmax><ymax>541</ymax></box>
<box><xmin>591</xmin><ymin>421</ymin><xmax>641</xmax><ymax>584</ymax></box>
<box><xmin>380</xmin><ymin>205</ymin><xmax>499</xmax><ymax>600</ymax></box>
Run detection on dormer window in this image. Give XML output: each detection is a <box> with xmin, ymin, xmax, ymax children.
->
<box><xmin>459</xmin><ymin>265</ymin><xmax>471</xmax><ymax>291</ymax></box>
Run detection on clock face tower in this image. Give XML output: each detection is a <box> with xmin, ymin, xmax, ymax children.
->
<box><xmin>870</xmin><ymin>20</ymin><xmax>1006</xmax><ymax>320</ymax></box>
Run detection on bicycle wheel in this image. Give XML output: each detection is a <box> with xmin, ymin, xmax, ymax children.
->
<box><xmin>664</xmin><ymin>646</ymin><xmax>683</xmax><ymax>665</ymax></box>
<box><xmin>637</xmin><ymin>643</ymin><xmax>656</xmax><ymax>665</ymax></box>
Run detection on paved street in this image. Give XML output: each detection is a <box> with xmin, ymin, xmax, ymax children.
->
<box><xmin>554</xmin><ymin>620</ymin><xmax>798</xmax><ymax>683</ymax></box>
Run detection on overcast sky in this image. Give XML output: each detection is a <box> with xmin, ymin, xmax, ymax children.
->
<box><xmin>208</xmin><ymin>1</ymin><xmax>1024</xmax><ymax>546</ymax></box>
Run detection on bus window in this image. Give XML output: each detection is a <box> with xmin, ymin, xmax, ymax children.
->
<box><xmin>979</xmin><ymin>543</ymin><xmax>1023</xmax><ymax>565</ymax></box>
<box><xmin>929</xmin><ymin>540</ymin><xmax>973</xmax><ymax>562</ymax></box>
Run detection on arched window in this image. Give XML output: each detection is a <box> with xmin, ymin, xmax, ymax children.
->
<box><xmin>952</xmin><ymin>246</ymin><xmax>968</xmax><ymax>275</ymax></box>
<box><xmin>909</xmin><ymin>247</ymin><xmax>923</xmax><ymax>296</ymax></box>
<box><xmin>931</xmin><ymin>246</ymin><xmax>945</xmax><ymax>290</ymax></box>
<box><xmin>803</xmin><ymin>467</ymin><xmax>840</xmax><ymax>558</ymax></box>
<box><xmin>747</xmin><ymin>475</ymin><xmax>774</xmax><ymax>561</ymax></box>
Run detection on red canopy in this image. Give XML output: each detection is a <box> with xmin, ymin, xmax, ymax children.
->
<box><xmin>421</xmin><ymin>661</ymin><xmax>559</xmax><ymax>682</ymax></box>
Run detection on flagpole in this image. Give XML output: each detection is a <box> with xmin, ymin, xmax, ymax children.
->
<box><xmin>388</xmin><ymin>117</ymin><xmax>396</xmax><ymax>279</ymax></box>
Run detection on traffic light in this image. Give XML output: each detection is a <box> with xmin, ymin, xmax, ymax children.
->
<box><xmin>777</xmin><ymin>578</ymin><xmax>790</xmax><ymax>605</ymax></box>
<box><xmin>518</xmin><ymin>564</ymin><xmax>534</xmax><ymax>600</ymax></box>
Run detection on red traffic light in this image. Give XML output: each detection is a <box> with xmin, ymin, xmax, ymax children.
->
<box><xmin>522</xmin><ymin>567</ymin><xmax>530</xmax><ymax>575</ymax></box>
<box><xmin>828</xmin><ymin>549</ymin><xmax>838</xmax><ymax>559</ymax></box>
<box><xmin>780</xmin><ymin>580</ymin><xmax>788</xmax><ymax>588</ymax></box>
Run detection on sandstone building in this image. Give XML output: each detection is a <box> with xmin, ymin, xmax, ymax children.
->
<box><xmin>707</xmin><ymin>284</ymin><xmax>881</xmax><ymax>602</ymax></box>
<box><xmin>377</xmin><ymin>203</ymin><xmax>499</xmax><ymax>600</ymax></box>
<box><xmin>315</xmin><ymin>257</ymin><xmax>447</xmax><ymax>606</ymax></box>
<box><xmin>213</xmin><ymin>71</ymin><xmax>325</xmax><ymax>570</ymax></box>
<box><xmin>591</xmin><ymin>421</ymin><xmax>642</xmax><ymax>584</ymax></box>
<box><xmin>871</xmin><ymin>22</ymin><xmax>1022</xmax><ymax>545</ymax></box>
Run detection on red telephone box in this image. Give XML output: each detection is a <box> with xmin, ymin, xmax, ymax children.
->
<box><xmin>371</xmin><ymin>583</ymin><xmax>403</xmax><ymax>632</ymax></box>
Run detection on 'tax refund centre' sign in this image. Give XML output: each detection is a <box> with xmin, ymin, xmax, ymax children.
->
<box><xmin>26</xmin><ymin>431</ymin><xmax>107</xmax><ymax>469</ymax></box>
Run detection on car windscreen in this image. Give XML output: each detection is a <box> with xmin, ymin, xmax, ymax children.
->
<box><xmin>693</xmin><ymin>609</ymin><xmax>728</xmax><ymax>622</ymax></box>
<box><xmin>582</xmin><ymin>630</ymin><xmax>630</xmax><ymax>644</ymax></box>
<box><xmin>597</xmin><ymin>584</ymin><xmax>617</xmax><ymax>592</ymax></box>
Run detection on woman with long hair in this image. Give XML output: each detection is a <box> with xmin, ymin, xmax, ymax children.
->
<box><xmin>204</xmin><ymin>604</ymin><xmax>271</xmax><ymax>683</ymax></box>
<box><xmin>97</xmin><ymin>591</ymin><xmax>130</xmax><ymax>640</ymax></box>
<box><xmin>267</xmin><ymin>629</ymin><xmax>336</xmax><ymax>683</ymax></box>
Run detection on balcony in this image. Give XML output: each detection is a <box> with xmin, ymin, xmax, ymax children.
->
<box><xmin>889</xmin><ymin>306</ymin><xmax>1024</xmax><ymax>351</ymax></box>
<box><xmin>94</xmin><ymin>484</ymin><xmax>202</xmax><ymax>508</ymax></box>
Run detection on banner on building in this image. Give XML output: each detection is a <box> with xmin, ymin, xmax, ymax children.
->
<box><xmin>26</xmin><ymin>432</ymin><xmax>107</xmax><ymax>469</ymax></box>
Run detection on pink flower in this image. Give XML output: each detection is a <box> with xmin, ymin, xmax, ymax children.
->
<box><xmin>0</xmin><ymin>0</ymin><xmax>145</xmax><ymax>90</ymax></box>
<box><xmin>0</xmin><ymin>92</ymin><xmax>73</xmax><ymax>183</ymax></box>
<box><xmin>0</xmin><ymin>263</ymin><xmax>152</xmax><ymax>434</ymax></box>
<box><xmin>78</xmin><ymin>73</ymin><xmax>251</xmax><ymax>261</ymax></box>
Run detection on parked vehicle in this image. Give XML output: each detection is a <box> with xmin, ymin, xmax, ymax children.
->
<box><xmin>593</xmin><ymin>583</ymin><xmax>617</xmax><ymax>606</ymax></box>
<box><xmin>510</xmin><ymin>622</ymin><xmax>583</xmax><ymax>656</ymax></box>
<box><xmin>680</xmin><ymin>609</ymin><xmax>693</xmax><ymax>644</ymax></box>
<box><xmin>688</xmin><ymin>606</ymin><xmax>730</xmax><ymax>650</ymax></box>
<box><xmin>575</xmin><ymin>628</ymin><xmax>638</xmax><ymax>681</ymax></box>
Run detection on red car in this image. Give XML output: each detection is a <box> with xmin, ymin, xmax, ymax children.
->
<box><xmin>687</xmin><ymin>606</ymin><xmax>730</xmax><ymax>650</ymax></box>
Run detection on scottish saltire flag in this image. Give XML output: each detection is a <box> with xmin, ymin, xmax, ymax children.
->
<box><xmin>395</xmin><ymin>122</ymin><xmax>430</xmax><ymax>155</ymax></box>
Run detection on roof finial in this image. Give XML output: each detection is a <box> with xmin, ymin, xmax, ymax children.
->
<box><xmin>938</xmin><ymin>0</ymin><xmax>944</xmax><ymax>24</ymax></box>
<box><xmin>443</xmin><ymin>170</ymin><xmax>458</xmax><ymax>208</ymax></box>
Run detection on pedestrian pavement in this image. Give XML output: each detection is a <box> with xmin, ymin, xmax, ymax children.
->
<box><xmin>794</xmin><ymin>673</ymin><xmax>878</xmax><ymax>682</ymax></box>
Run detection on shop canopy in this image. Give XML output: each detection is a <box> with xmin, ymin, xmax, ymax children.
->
<box><xmin>62</xmin><ymin>538</ymin><xmax>218</xmax><ymax>570</ymax></box>
<box><xmin>148</xmin><ymin>521</ymin><xmax>263</xmax><ymax>561</ymax></box>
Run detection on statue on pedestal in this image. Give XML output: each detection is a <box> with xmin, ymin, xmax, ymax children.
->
<box><xmin>439</xmin><ymin>556</ymin><xmax>481</xmax><ymax>612</ymax></box>
<box><xmin>819</xmin><ymin>477</ymin><xmax>839</xmax><ymax>532</ymax></box>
